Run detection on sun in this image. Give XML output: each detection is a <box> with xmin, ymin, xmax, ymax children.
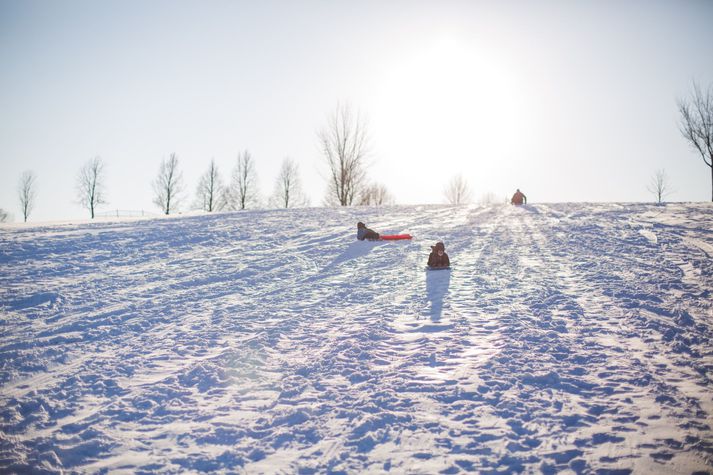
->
<box><xmin>369</xmin><ymin>33</ymin><xmax>524</xmax><ymax>193</ymax></box>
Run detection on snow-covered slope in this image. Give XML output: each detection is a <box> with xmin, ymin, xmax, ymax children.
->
<box><xmin>1</xmin><ymin>203</ymin><xmax>712</xmax><ymax>473</ymax></box>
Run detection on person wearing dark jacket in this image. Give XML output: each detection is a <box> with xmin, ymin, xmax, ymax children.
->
<box><xmin>428</xmin><ymin>241</ymin><xmax>450</xmax><ymax>268</ymax></box>
<box><xmin>357</xmin><ymin>222</ymin><xmax>380</xmax><ymax>241</ymax></box>
<box><xmin>511</xmin><ymin>189</ymin><xmax>527</xmax><ymax>205</ymax></box>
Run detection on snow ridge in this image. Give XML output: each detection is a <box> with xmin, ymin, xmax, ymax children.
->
<box><xmin>1</xmin><ymin>203</ymin><xmax>712</xmax><ymax>473</ymax></box>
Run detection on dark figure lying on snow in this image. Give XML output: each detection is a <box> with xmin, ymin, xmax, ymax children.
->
<box><xmin>357</xmin><ymin>222</ymin><xmax>380</xmax><ymax>241</ymax></box>
<box><xmin>428</xmin><ymin>241</ymin><xmax>450</xmax><ymax>268</ymax></box>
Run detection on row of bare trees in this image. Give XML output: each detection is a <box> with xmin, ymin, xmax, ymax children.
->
<box><xmin>162</xmin><ymin>104</ymin><xmax>394</xmax><ymax>213</ymax></box>
<box><xmin>5</xmin><ymin>152</ymin><xmax>309</xmax><ymax>222</ymax></box>
<box><xmin>4</xmin><ymin>103</ymin><xmax>393</xmax><ymax>222</ymax></box>
<box><xmin>7</xmin><ymin>82</ymin><xmax>706</xmax><ymax>223</ymax></box>
<box><xmin>184</xmin><ymin>152</ymin><xmax>317</xmax><ymax>213</ymax></box>
<box><xmin>10</xmin><ymin>159</ymin><xmax>108</xmax><ymax>223</ymax></box>
<box><xmin>150</xmin><ymin>151</ymin><xmax>310</xmax><ymax>216</ymax></box>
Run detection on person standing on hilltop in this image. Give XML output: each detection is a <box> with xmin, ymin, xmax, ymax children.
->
<box><xmin>511</xmin><ymin>189</ymin><xmax>527</xmax><ymax>205</ymax></box>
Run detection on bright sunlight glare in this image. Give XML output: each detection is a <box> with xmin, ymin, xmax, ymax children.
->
<box><xmin>369</xmin><ymin>33</ymin><xmax>530</xmax><ymax>203</ymax></box>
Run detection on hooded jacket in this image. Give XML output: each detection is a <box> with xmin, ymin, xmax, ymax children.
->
<box><xmin>428</xmin><ymin>242</ymin><xmax>450</xmax><ymax>268</ymax></box>
<box><xmin>357</xmin><ymin>222</ymin><xmax>380</xmax><ymax>241</ymax></box>
<box><xmin>511</xmin><ymin>190</ymin><xmax>527</xmax><ymax>205</ymax></box>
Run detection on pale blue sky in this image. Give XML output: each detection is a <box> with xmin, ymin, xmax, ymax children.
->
<box><xmin>1</xmin><ymin>0</ymin><xmax>712</xmax><ymax>221</ymax></box>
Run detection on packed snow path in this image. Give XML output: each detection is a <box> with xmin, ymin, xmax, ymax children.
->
<box><xmin>1</xmin><ymin>203</ymin><xmax>712</xmax><ymax>473</ymax></box>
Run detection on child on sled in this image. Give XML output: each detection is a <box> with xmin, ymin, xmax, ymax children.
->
<box><xmin>357</xmin><ymin>222</ymin><xmax>380</xmax><ymax>241</ymax></box>
<box><xmin>428</xmin><ymin>241</ymin><xmax>450</xmax><ymax>268</ymax></box>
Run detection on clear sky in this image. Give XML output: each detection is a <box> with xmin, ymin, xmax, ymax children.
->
<box><xmin>1</xmin><ymin>0</ymin><xmax>712</xmax><ymax>221</ymax></box>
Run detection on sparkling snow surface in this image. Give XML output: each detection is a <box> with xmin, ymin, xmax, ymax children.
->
<box><xmin>1</xmin><ymin>203</ymin><xmax>712</xmax><ymax>473</ymax></box>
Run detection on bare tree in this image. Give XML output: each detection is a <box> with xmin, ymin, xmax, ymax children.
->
<box><xmin>153</xmin><ymin>153</ymin><xmax>184</xmax><ymax>215</ymax></box>
<box><xmin>270</xmin><ymin>157</ymin><xmax>309</xmax><ymax>208</ymax></box>
<box><xmin>76</xmin><ymin>157</ymin><xmax>107</xmax><ymax>219</ymax></box>
<box><xmin>18</xmin><ymin>170</ymin><xmax>37</xmax><ymax>222</ymax></box>
<box><xmin>228</xmin><ymin>150</ymin><xmax>260</xmax><ymax>210</ymax></box>
<box><xmin>678</xmin><ymin>82</ymin><xmax>713</xmax><ymax>201</ymax></box>
<box><xmin>358</xmin><ymin>182</ymin><xmax>394</xmax><ymax>206</ymax></box>
<box><xmin>444</xmin><ymin>174</ymin><xmax>471</xmax><ymax>205</ymax></box>
<box><xmin>479</xmin><ymin>191</ymin><xmax>498</xmax><ymax>205</ymax></box>
<box><xmin>195</xmin><ymin>159</ymin><xmax>225</xmax><ymax>212</ymax></box>
<box><xmin>647</xmin><ymin>169</ymin><xmax>671</xmax><ymax>204</ymax></box>
<box><xmin>319</xmin><ymin>103</ymin><xmax>369</xmax><ymax>206</ymax></box>
<box><xmin>0</xmin><ymin>208</ymin><xmax>9</xmax><ymax>223</ymax></box>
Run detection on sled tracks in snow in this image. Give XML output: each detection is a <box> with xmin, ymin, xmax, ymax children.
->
<box><xmin>0</xmin><ymin>204</ymin><xmax>711</xmax><ymax>473</ymax></box>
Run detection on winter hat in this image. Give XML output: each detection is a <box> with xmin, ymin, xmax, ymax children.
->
<box><xmin>435</xmin><ymin>241</ymin><xmax>445</xmax><ymax>251</ymax></box>
<box><xmin>357</xmin><ymin>222</ymin><xmax>365</xmax><ymax>228</ymax></box>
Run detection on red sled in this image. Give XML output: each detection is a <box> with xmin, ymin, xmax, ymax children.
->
<box><xmin>380</xmin><ymin>234</ymin><xmax>412</xmax><ymax>241</ymax></box>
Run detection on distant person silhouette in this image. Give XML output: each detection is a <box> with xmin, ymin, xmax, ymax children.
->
<box><xmin>511</xmin><ymin>189</ymin><xmax>527</xmax><ymax>205</ymax></box>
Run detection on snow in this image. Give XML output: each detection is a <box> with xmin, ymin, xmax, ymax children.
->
<box><xmin>1</xmin><ymin>203</ymin><xmax>712</xmax><ymax>473</ymax></box>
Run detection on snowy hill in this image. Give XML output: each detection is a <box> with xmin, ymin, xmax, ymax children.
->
<box><xmin>1</xmin><ymin>203</ymin><xmax>712</xmax><ymax>473</ymax></box>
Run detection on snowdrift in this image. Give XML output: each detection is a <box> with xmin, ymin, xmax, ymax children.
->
<box><xmin>1</xmin><ymin>203</ymin><xmax>712</xmax><ymax>473</ymax></box>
